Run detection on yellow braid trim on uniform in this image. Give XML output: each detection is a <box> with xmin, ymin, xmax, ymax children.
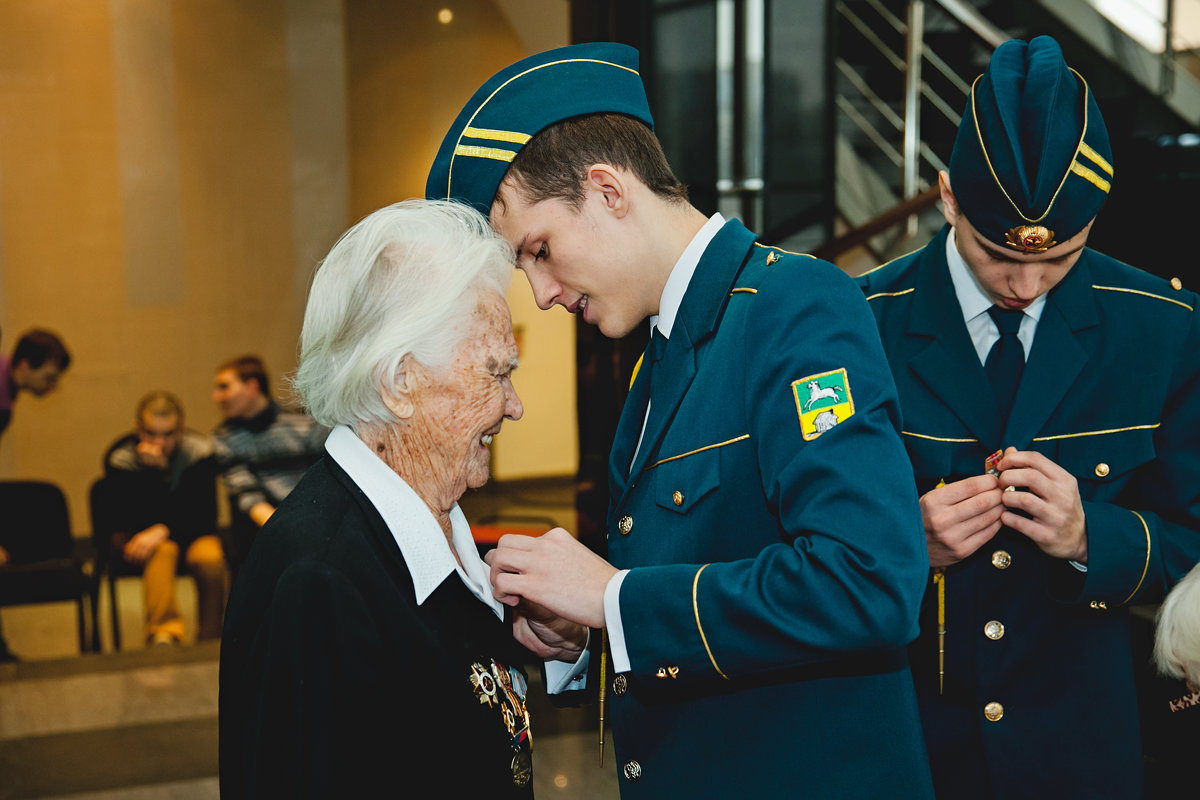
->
<box><xmin>1119</xmin><ymin>510</ymin><xmax>1151</xmax><ymax>606</ymax></box>
<box><xmin>752</xmin><ymin>242</ymin><xmax>815</xmax><ymax>258</ymax></box>
<box><xmin>628</xmin><ymin>352</ymin><xmax>644</xmax><ymax>391</ymax></box>
<box><xmin>865</xmin><ymin>288</ymin><xmax>915</xmax><ymax>301</ymax></box>
<box><xmin>856</xmin><ymin>246</ymin><xmax>924</xmax><ymax>277</ymax></box>
<box><xmin>648</xmin><ymin>435</ymin><xmax>750</xmax><ymax>469</ymax></box>
<box><xmin>902</xmin><ymin>431</ymin><xmax>978</xmax><ymax>443</ymax></box>
<box><xmin>1092</xmin><ymin>285</ymin><xmax>1193</xmax><ymax>311</ymax></box>
<box><xmin>692</xmin><ymin>564</ymin><xmax>729</xmax><ymax>679</ymax></box>
<box><xmin>1031</xmin><ymin>423</ymin><xmax>1159</xmax><ymax>441</ymax></box>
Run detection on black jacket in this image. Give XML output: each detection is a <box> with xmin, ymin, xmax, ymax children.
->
<box><xmin>219</xmin><ymin>455</ymin><xmax>535</xmax><ymax>799</ymax></box>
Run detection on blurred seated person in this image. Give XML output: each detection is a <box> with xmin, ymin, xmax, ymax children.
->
<box><xmin>93</xmin><ymin>391</ymin><xmax>225</xmax><ymax>645</ymax></box>
<box><xmin>1</xmin><ymin>327</ymin><xmax>71</xmax><ymax>440</ymax></box>
<box><xmin>0</xmin><ymin>326</ymin><xmax>71</xmax><ymax>662</ymax></box>
<box><xmin>211</xmin><ymin>355</ymin><xmax>326</xmax><ymax>566</ymax></box>
<box><xmin>219</xmin><ymin>199</ymin><xmax>585</xmax><ymax>798</ymax></box>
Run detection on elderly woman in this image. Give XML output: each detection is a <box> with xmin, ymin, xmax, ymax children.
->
<box><xmin>219</xmin><ymin>199</ymin><xmax>580</xmax><ymax>798</ymax></box>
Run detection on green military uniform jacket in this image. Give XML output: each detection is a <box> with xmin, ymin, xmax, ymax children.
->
<box><xmin>857</xmin><ymin>225</ymin><xmax>1200</xmax><ymax>799</ymax></box>
<box><xmin>604</xmin><ymin>218</ymin><xmax>935</xmax><ymax>798</ymax></box>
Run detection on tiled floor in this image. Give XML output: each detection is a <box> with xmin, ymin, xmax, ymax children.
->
<box><xmin>0</xmin><ymin>478</ymin><xmax>620</xmax><ymax>799</ymax></box>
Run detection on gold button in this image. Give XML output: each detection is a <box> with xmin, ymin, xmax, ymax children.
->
<box><xmin>984</xmin><ymin>701</ymin><xmax>1004</xmax><ymax>722</ymax></box>
<box><xmin>672</xmin><ymin>490</ymin><xmax>684</xmax><ymax>506</ymax></box>
<box><xmin>992</xmin><ymin>550</ymin><xmax>1011</xmax><ymax>569</ymax></box>
<box><xmin>1095</xmin><ymin>463</ymin><xmax>1110</xmax><ymax>477</ymax></box>
<box><xmin>623</xmin><ymin>761</ymin><xmax>643</xmax><ymax>781</ymax></box>
<box><xmin>1172</xmin><ymin>277</ymin><xmax>1183</xmax><ymax>290</ymax></box>
<box><xmin>984</xmin><ymin>620</ymin><xmax>1005</xmax><ymax>640</ymax></box>
<box><xmin>613</xmin><ymin>674</ymin><xmax>628</xmax><ymax>696</ymax></box>
<box><xmin>618</xmin><ymin>515</ymin><xmax>633</xmax><ymax>535</ymax></box>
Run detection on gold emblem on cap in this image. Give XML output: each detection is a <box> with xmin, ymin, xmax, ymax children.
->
<box><xmin>1004</xmin><ymin>225</ymin><xmax>1057</xmax><ymax>253</ymax></box>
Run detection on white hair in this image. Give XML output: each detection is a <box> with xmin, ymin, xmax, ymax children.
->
<box><xmin>293</xmin><ymin>198</ymin><xmax>513</xmax><ymax>427</ymax></box>
<box><xmin>1155</xmin><ymin>561</ymin><xmax>1200</xmax><ymax>684</ymax></box>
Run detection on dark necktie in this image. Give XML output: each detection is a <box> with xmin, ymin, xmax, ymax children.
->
<box><xmin>984</xmin><ymin>306</ymin><xmax>1026</xmax><ymax>424</ymax></box>
<box><xmin>628</xmin><ymin>329</ymin><xmax>666</xmax><ymax>475</ymax></box>
<box><xmin>647</xmin><ymin>328</ymin><xmax>667</xmax><ymax>395</ymax></box>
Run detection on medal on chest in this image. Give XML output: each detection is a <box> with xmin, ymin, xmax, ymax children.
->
<box><xmin>469</xmin><ymin>659</ymin><xmax>532</xmax><ymax>786</ymax></box>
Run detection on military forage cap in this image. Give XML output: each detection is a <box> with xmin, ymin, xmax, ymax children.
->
<box><xmin>948</xmin><ymin>35</ymin><xmax>1113</xmax><ymax>253</ymax></box>
<box><xmin>425</xmin><ymin>42</ymin><xmax>654</xmax><ymax>215</ymax></box>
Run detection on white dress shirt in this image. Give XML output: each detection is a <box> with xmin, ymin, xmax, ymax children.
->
<box><xmin>945</xmin><ymin>228</ymin><xmax>1045</xmax><ymax>364</ymax></box>
<box><xmin>325</xmin><ymin>425</ymin><xmax>588</xmax><ymax>690</ymax></box>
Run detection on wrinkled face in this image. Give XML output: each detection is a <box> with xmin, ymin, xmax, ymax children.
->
<box><xmin>212</xmin><ymin>369</ymin><xmax>261</xmax><ymax>420</ymax></box>
<box><xmin>942</xmin><ymin>173</ymin><xmax>1091</xmax><ymax>311</ymax></box>
<box><xmin>137</xmin><ymin>412</ymin><xmax>182</xmax><ymax>461</ymax></box>
<box><xmin>490</xmin><ymin>180</ymin><xmax>652</xmax><ymax>339</ymax></box>
<box><xmin>16</xmin><ymin>360</ymin><xmax>64</xmax><ymax>396</ymax></box>
<box><xmin>406</xmin><ymin>291</ymin><xmax>524</xmax><ymax>499</ymax></box>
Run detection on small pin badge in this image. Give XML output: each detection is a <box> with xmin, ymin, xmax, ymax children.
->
<box><xmin>766</xmin><ymin>251</ymin><xmax>780</xmax><ymax>265</ymax></box>
<box><xmin>1004</xmin><ymin>225</ymin><xmax>1056</xmax><ymax>253</ymax></box>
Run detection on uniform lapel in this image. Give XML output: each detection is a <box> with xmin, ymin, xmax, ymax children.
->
<box><xmin>608</xmin><ymin>343</ymin><xmax>653</xmax><ymax>497</ymax></box>
<box><xmin>905</xmin><ymin>235</ymin><xmax>1002</xmax><ymax>448</ymax></box>
<box><xmin>613</xmin><ymin>219</ymin><xmax>757</xmax><ymax>500</ymax></box>
<box><xmin>1003</xmin><ymin>255</ymin><xmax>1097</xmax><ymax>447</ymax></box>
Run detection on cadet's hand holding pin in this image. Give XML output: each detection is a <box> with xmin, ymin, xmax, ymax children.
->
<box><xmin>488</xmin><ymin>528</ymin><xmax>616</xmax><ymax>629</ymax></box>
<box><xmin>995</xmin><ymin>447</ymin><xmax>1088</xmax><ymax>563</ymax></box>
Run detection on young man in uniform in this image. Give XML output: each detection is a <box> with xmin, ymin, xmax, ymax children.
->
<box><xmin>856</xmin><ymin>36</ymin><xmax>1200</xmax><ymax>798</ymax></box>
<box><xmin>428</xmin><ymin>43</ymin><xmax>934</xmax><ymax>798</ymax></box>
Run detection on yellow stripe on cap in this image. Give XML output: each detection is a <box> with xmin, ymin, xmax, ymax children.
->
<box><xmin>453</xmin><ymin>144</ymin><xmax>518</xmax><ymax>163</ymax></box>
<box><xmin>1078</xmin><ymin>142</ymin><xmax>1113</xmax><ymax>176</ymax></box>
<box><xmin>446</xmin><ymin>57</ymin><xmax>641</xmax><ymax>198</ymax></box>
<box><xmin>1071</xmin><ymin>161</ymin><xmax>1111</xmax><ymax>193</ymax></box>
<box><xmin>462</xmin><ymin>126</ymin><xmax>532</xmax><ymax>145</ymax></box>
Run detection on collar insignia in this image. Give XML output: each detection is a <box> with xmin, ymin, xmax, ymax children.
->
<box><xmin>1004</xmin><ymin>225</ymin><xmax>1056</xmax><ymax>253</ymax></box>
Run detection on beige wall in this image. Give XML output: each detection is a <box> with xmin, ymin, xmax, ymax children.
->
<box><xmin>0</xmin><ymin>0</ymin><xmax>575</xmax><ymax>531</ymax></box>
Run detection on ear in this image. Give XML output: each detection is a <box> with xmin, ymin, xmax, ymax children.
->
<box><xmin>938</xmin><ymin>171</ymin><xmax>959</xmax><ymax>227</ymax></box>
<box><xmin>380</xmin><ymin>356</ymin><xmax>416</xmax><ymax>420</ymax></box>
<box><xmin>585</xmin><ymin>164</ymin><xmax>630</xmax><ymax>219</ymax></box>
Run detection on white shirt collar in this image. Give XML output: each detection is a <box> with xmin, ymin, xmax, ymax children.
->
<box><xmin>324</xmin><ymin>425</ymin><xmax>504</xmax><ymax>619</ymax></box>
<box><xmin>946</xmin><ymin>227</ymin><xmax>1047</xmax><ymax>326</ymax></box>
<box><xmin>650</xmin><ymin>212</ymin><xmax>726</xmax><ymax>339</ymax></box>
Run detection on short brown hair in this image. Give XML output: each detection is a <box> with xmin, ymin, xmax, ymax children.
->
<box><xmin>498</xmin><ymin>113</ymin><xmax>688</xmax><ymax>212</ymax></box>
<box><xmin>218</xmin><ymin>355</ymin><xmax>269</xmax><ymax>398</ymax></box>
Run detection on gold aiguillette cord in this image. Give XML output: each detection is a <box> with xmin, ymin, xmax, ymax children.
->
<box><xmin>932</xmin><ymin>478</ymin><xmax>946</xmax><ymax>695</ymax></box>
<box><xmin>933</xmin><ymin>567</ymin><xmax>946</xmax><ymax>694</ymax></box>
<box><xmin>598</xmin><ymin>629</ymin><xmax>608</xmax><ymax>766</ymax></box>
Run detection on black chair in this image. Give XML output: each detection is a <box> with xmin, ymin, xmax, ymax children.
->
<box><xmin>0</xmin><ymin>480</ymin><xmax>99</xmax><ymax>654</ymax></box>
<box><xmin>89</xmin><ymin>474</ymin><xmax>229</xmax><ymax>651</ymax></box>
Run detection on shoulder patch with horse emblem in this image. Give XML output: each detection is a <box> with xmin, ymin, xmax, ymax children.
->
<box><xmin>791</xmin><ymin>368</ymin><xmax>855</xmax><ymax>441</ymax></box>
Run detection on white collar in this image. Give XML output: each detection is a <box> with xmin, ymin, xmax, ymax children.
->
<box><xmin>324</xmin><ymin>425</ymin><xmax>503</xmax><ymax>618</ymax></box>
<box><xmin>946</xmin><ymin>227</ymin><xmax>1047</xmax><ymax>325</ymax></box>
<box><xmin>649</xmin><ymin>212</ymin><xmax>726</xmax><ymax>339</ymax></box>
